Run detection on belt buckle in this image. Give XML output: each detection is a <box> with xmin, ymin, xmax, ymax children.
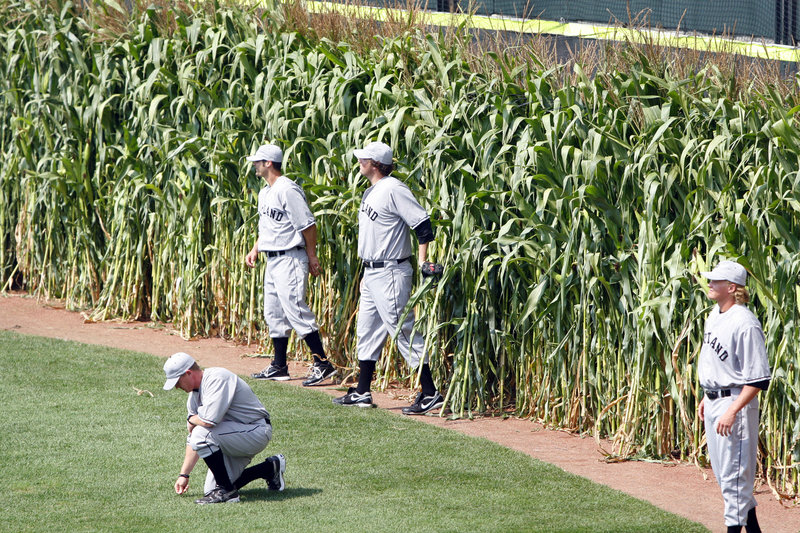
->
<box><xmin>706</xmin><ymin>390</ymin><xmax>719</xmax><ymax>400</ymax></box>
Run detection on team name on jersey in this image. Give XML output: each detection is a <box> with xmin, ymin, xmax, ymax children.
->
<box><xmin>261</xmin><ymin>207</ymin><xmax>284</xmax><ymax>222</ymax></box>
<box><xmin>361</xmin><ymin>203</ymin><xmax>378</xmax><ymax>221</ymax></box>
<box><xmin>703</xmin><ymin>332</ymin><xmax>729</xmax><ymax>361</ymax></box>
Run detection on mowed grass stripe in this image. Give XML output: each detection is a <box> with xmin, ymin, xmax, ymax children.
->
<box><xmin>0</xmin><ymin>331</ymin><xmax>704</xmax><ymax>532</ymax></box>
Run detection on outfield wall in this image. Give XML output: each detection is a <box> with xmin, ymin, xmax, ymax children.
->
<box><xmin>361</xmin><ymin>0</ymin><xmax>799</xmax><ymax>45</ymax></box>
<box><xmin>305</xmin><ymin>1</ymin><xmax>800</xmax><ymax>64</ymax></box>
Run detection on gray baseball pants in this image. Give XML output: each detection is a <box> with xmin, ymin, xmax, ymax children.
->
<box><xmin>704</xmin><ymin>389</ymin><xmax>759</xmax><ymax>527</ymax></box>
<box><xmin>188</xmin><ymin>419</ymin><xmax>272</xmax><ymax>494</ymax></box>
<box><xmin>356</xmin><ymin>261</ymin><xmax>427</xmax><ymax>368</ymax></box>
<box><xmin>263</xmin><ymin>248</ymin><xmax>318</xmax><ymax>339</ymax></box>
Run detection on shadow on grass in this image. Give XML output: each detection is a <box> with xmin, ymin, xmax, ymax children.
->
<box><xmin>241</xmin><ymin>487</ymin><xmax>322</xmax><ymax>502</ymax></box>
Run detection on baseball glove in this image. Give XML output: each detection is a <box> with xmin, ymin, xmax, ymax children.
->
<box><xmin>420</xmin><ymin>261</ymin><xmax>444</xmax><ymax>278</ymax></box>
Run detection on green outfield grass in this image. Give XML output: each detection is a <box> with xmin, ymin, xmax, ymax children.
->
<box><xmin>0</xmin><ymin>330</ymin><xmax>705</xmax><ymax>533</ymax></box>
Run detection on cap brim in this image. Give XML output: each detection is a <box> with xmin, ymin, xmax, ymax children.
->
<box><xmin>163</xmin><ymin>377</ymin><xmax>180</xmax><ymax>390</ymax></box>
<box><xmin>245</xmin><ymin>155</ymin><xmax>263</xmax><ymax>162</ymax></box>
<box><xmin>702</xmin><ymin>271</ymin><xmax>725</xmax><ymax>280</ymax></box>
<box><xmin>353</xmin><ymin>149</ymin><xmax>370</xmax><ymax>160</ymax></box>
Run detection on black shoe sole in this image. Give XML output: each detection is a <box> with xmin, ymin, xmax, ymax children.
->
<box><xmin>332</xmin><ymin>399</ymin><xmax>377</xmax><ymax>408</ymax></box>
<box><xmin>195</xmin><ymin>493</ymin><xmax>241</xmax><ymax>504</ymax></box>
<box><xmin>267</xmin><ymin>454</ymin><xmax>286</xmax><ymax>491</ymax></box>
<box><xmin>252</xmin><ymin>374</ymin><xmax>290</xmax><ymax>381</ymax></box>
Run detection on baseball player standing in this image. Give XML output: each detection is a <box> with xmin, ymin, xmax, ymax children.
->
<box><xmin>332</xmin><ymin>141</ymin><xmax>444</xmax><ymax>415</ymax></box>
<box><xmin>163</xmin><ymin>352</ymin><xmax>286</xmax><ymax>504</ymax></box>
<box><xmin>698</xmin><ymin>260</ymin><xmax>771</xmax><ymax>533</ymax></box>
<box><xmin>245</xmin><ymin>144</ymin><xmax>337</xmax><ymax>387</ymax></box>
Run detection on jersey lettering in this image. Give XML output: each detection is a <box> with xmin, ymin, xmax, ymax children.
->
<box><xmin>361</xmin><ymin>203</ymin><xmax>379</xmax><ymax>221</ymax></box>
<box><xmin>704</xmin><ymin>332</ymin><xmax>729</xmax><ymax>361</ymax></box>
<box><xmin>261</xmin><ymin>207</ymin><xmax>284</xmax><ymax>222</ymax></box>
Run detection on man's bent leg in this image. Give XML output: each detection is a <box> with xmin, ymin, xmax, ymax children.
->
<box><xmin>190</xmin><ymin>422</ymin><xmax>271</xmax><ymax>494</ymax></box>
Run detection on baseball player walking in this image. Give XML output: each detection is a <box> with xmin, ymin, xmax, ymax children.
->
<box><xmin>698</xmin><ymin>260</ymin><xmax>771</xmax><ymax>532</ymax></box>
<box><xmin>245</xmin><ymin>144</ymin><xmax>336</xmax><ymax>387</ymax></box>
<box><xmin>332</xmin><ymin>141</ymin><xmax>444</xmax><ymax>415</ymax></box>
<box><xmin>163</xmin><ymin>352</ymin><xmax>286</xmax><ymax>504</ymax></box>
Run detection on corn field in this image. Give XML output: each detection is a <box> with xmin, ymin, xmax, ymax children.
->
<box><xmin>1</xmin><ymin>0</ymin><xmax>799</xmax><ymax>496</ymax></box>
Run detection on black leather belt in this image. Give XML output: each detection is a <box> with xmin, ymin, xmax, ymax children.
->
<box><xmin>266</xmin><ymin>246</ymin><xmax>304</xmax><ymax>258</ymax></box>
<box><xmin>705</xmin><ymin>389</ymin><xmax>732</xmax><ymax>400</ymax></box>
<box><xmin>265</xmin><ymin>417</ymin><xmax>271</xmax><ymax>426</ymax></box>
<box><xmin>363</xmin><ymin>257</ymin><xmax>410</xmax><ymax>268</ymax></box>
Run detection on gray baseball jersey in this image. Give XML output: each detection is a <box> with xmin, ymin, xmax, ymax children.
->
<box><xmin>257</xmin><ymin>176</ymin><xmax>315</xmax><ymax>252</ymax></box>
<box><xmin>698</xmin><ymin>304</ymin><xmax>771</xmax><ymax>390</ymax></box>
<box><xmin>255</xmin><ymin>175</ymin><xmax>319</xmax><ymax>338</ymax></box>
<box><xmin>186</xmin><ymin>367</ymin><xmax>272</xmax><ymax>494</ymax></box>
<box><xmin>699</xmin><ymin>303</ymin><xmax>771</xmax><ymax>527</ymax></box>
<box><xmin>356</xmin><ymin>176</ymin><xmax>429</xmax><ymax>367</ymax></box>
<box><xmin>187</xmin><ymin>367</ymin><xmax>270</xmax><ymax>425</ymax></box>
<box><xmin>358</xmin><ymin>176</ymin><xmax>429</xmax><ymax>261</ymax></box>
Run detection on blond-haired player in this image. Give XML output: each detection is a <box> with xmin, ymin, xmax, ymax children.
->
<box><xmin>698</xmin><ymin>260</ymin><xmax>771</xmax><ymax>533</ymax></box>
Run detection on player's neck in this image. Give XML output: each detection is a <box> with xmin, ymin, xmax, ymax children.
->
<box><xmin>265</xmin><ymin>171</ymin><xmax>282</xmax><ymax>187</ymax></box>
<box><xmin>367</xmin><ymin>172</ymin><xmax>387</xmax><ymax>187</ymax></box>
<box><xmin>717</xmin><ymin>298</ymin><xmax>736</xmax><ymax>313</ymax></box>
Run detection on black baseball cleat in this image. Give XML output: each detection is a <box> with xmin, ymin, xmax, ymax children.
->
<box><xmin>302</xmin><ymin>361</ymin><xmax>337</xmax><ymax>386</ymax></box>
<box><xmin>267</xmin><ymin>454</ymin><xmax>286</xmax><ymax>491</ymax></box>
<box><xmin>251</xmin><ymin>364</ymin><xmax>289</xmax><ymax>381</ymax></box>
<box><xmin>194</xmin><ymin>487</ymin><xmax>240</xmax><ymax>504</ymax></box>
<box><xmin>332</xmin><ymin>387</ymin><xmax>376</xmax><ymax>408</ymax></box>
<box><xmin>402</xmin><ymin>391</ymin><xmax>444</xmax><ymax>415</ymax></box>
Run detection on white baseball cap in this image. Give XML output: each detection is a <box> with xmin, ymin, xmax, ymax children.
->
<box><xmin>353</xmin><ymin>141</ymin><xmax>393</xmax><ymax>165</ymax></box>
<box><xmin>702</xmin><ymin>260</ymin><xmax>747</xmax><ymax>286</ymax></box>
<box><xmin>163</xmin><ymin>352</ymin><xmax>196</xmax><ymax>390</ymax></box>
<box><xmin>246</xmin><ymin>144</ymin><xmax>283</xmax><ymax>163</ymax></box>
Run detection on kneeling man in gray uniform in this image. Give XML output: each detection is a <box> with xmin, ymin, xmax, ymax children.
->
<box><xmin>163</xmin><ymin>352</ymin><xmax>286</xmax><ymax>504</ymax></box>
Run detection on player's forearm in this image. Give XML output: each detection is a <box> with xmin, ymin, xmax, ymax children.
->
<box><xmin>187</xmin><ymin>414</ymin><xmax>214</xmax><ymax>428</ymax></box>
<box><xmin>417</xmin><ymin>242</ymin><xmax>429</xmax><ymax>265</ymax></box>
<box><xmin>726</xmin><ymin>385</ymin><xmax>761</xmax><ymax>415</ymax></box>
<box><xmin>180</xmin><ymin>445</ymin><xmax>200</xmax><ymax>475</ymax></box>
<box><xmin>301</xmin><ymin>225</ymin><xmax>318</xmax><ymax>258</ymax></box>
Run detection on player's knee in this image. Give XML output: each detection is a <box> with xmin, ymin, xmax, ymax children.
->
<box><xmin>188</xmin><ymin>428</ymin><xmax>218</xmax><ymax>457</ymax></box>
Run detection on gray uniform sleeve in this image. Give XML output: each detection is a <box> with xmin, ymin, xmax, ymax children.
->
<box><xmin>739</xmin><ymin>326</ymin><xmax>771</xmax><ymax>384</ymax></box>
<box><xmin>187</xmin><ymin>394</ymin><xmax>199</xmax><ymax>417</ymax></box>
<box><xmin>196</xmin><ymin>372</ymin><xmax>237</xmax><ymax>426</ymax></box>
<box><xmin>283</xmin><ymin>186</ymin><xmax>315</xmax><ymax>233</ymax></box>
<box><xmin>392</xmin><ymin>183</ymin><xmax>429</xmax><ymax>230</ymax></box>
